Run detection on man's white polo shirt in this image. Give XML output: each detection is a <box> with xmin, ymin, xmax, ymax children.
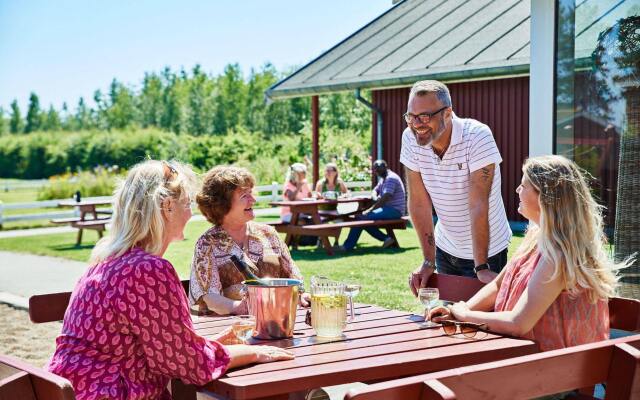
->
<box><xmin>400</xmin><ymin>114</ymin><xmax>512</xmax><ymax>260</ymax></box>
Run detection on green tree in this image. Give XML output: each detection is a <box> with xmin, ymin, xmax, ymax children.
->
<box><xmin>245</xmin><ymin>64</ymin><xmax>278</xmax><ymax>133</ymax></box>
<box><xmin>106</xmin><ymin>79</ymin><xmax>137</xmax><ymax>129</ymax></box>
<box><xmin>161</xmin><ymin>68</ymin><xmax>188</xmax><ymax>134</ymax></box>
<box><xmin>25</xmin><ymin>92</ymin><xmax>43</xmax><ymax>133</ymax></box>
<box><xmin>43</xmin><ymin>105</ymin><xmax>62</xmax><ymax>131</ymax></box>
<box><xmin>139</xmin><ymin>72</ymin><xmax>164</xmax><ymax>127</ymax></box>
<box><xmin>9</xmin><ymin>100</ymin><xmax>23</xmax><ymax>133</ymax></box>
<box><xmin>186</xmin><ymin>65</ymin><xmax>215</xmax><ymax>135</ymax></box>
<box><xmin>75</xmin><ymin>97</ymin><xmax>93</xmax><ymax>130</ymax></box>
<box><xmin>0</xmin><ymin>107</ymin><xmax>6</xmax><ymax>135</ymax></box>
<box><xmin>213</xmin><ymin>63</ymin><xmax>246</xmax><ymax>134</ymax></box>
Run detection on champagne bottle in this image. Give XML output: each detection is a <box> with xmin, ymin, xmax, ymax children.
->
<box><xmin>230</xmin><ymin>254</ymin><xmax>266</xmax><ymax>285</ymax></box>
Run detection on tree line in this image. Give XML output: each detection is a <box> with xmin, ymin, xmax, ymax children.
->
<box><xmin>0</xmin><ymin>63</ymin><xmax>371</xmax><ymax>137</ymax></box>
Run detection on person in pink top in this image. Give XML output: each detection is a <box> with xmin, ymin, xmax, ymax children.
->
<box><xmin>47</xmin><ymin>160</ymin><xmax>293</xmax><ymax>400</ymax></box>
<box><xmin>280</xmin><ymin>162</ymin><xmax>312</xmax><ymax>223</ymax></box>
<box><xmin>431</xmin><ymin>155</ymin><xmax>630</xmax><ymax>351</ymax></box>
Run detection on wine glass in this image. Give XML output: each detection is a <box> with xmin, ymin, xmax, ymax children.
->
<box><xmin>231</xmin><ymin>315</ymin><xmax>256</xmax><ymax>343</ymax></box>
<box><xmin>344</xmin><ymin>279</ymin><xmax>362</xmax><ymax>322</ymax></box>
<box><xmin>418</xmin><ymin>288</ymin><xmax>440</xmax><ymax>327</ymax></box>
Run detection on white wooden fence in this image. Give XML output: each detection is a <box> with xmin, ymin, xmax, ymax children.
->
<box><xmin>0</xmin><ymin>181</ymin><xmax>371</xmax><ymax>226</ymax></box>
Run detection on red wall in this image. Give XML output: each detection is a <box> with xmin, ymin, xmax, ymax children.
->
<box><xmin>372</xmin><ymin>76</ymin><xmax>530</xmax><ymax>222</ymax></box>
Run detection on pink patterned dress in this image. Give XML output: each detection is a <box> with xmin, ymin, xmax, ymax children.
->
<box><xmin>47</xmin><ymin>247</ymin><xmax>230</xmax><ymax>400</ymax></box>
<box><xmin>494</xmin><ymin>249</ymin><xmax>609</xmax><ymax>351</ymax></box>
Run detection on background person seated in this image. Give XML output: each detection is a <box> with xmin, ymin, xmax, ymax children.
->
<box><xmin>430</xmin><ymin>155</ymin><xmax>631</xmax><ymax>351</ymax></box>
<box><xmin>190</xmin><ymin>165</ymin><xmax>309</xmax><ymax>315</ymax></box>
<box><xmin>281</xmin><ymin>162</ymin><xmax>312</xmax><ymax>223</ymax></box>
<box><xmin>315</xmin><ymin>162</ymin><xmax>348</xmax><ymax>204</ymax></box>
<box><xmin>339</xmin><ymin>159</ymin><xmax>406</xmax><ymax>251</ymax></box>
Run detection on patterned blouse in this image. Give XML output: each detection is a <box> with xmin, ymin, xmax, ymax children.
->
<box><xmin>47</xmin><ymin>247</ymin><xmax>230</xmax><ymax>400</ymax></box>
<box><xmin>494</xmin><ymin>249</ymin><xmax>609</xmax><ymax>351</ymax></box>
<box><xmin>189</xmin><ymin>221</ymin><xmax>302</xmax><ymax>314</ymax></box>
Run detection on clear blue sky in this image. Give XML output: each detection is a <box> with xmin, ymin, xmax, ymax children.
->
<box><xmin>0</xmin><ymin>0</ymin><xmax>392</xmax><ymax>112</ymax></box>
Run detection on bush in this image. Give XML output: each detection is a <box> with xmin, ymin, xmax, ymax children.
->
<box><xmin>0</xmin><ymin>127</ymin><xmax>372</xmax><ymax>186</ymax></box>
<box><xmin>37</xmin><ymin>167</ymin><xmax>122</xmax><ymax>200</ymax></box>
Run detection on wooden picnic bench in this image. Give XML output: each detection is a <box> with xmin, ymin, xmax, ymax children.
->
<box><xmin>54</xmin><ymin>199</ymin><xmax>113</xmax><ymax>246</ymax></box>
<box><xmin>0</xmin><ymin>353</ymin><xmax>75</xmax><ymax>400</ymax></box>
<box><xmin>345</xmin><ymin>334</ymin><xmax>640</xmax><ymax>400</ymax></box>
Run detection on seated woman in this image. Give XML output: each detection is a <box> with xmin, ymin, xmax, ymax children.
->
<box><xmin>315</xmin><ymin>162</ymin><xmax>348</xmax><ymax>201</ymax></box>
<box><xmin>47</xmin><ymin>160</ymin><xmax>293</xmax><ymax>400</ymax></box>
<box><xmin>190</xmin><ymin>165</ymin><xmax>309</xmax><ymax>315</ymax></box>
<box><xmin>281</xmin><ymin>162</ymin><xmax>312</xmax><ymax>223</ymax></box>
<box><xmin>431</xmin><ymin>155</ymin><xmax>629</xmax><ymax>351</ymax></box>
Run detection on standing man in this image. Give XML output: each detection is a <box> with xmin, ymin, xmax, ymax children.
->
<box><xmin>340</xmin><ymin>159</ymin><xmax>406</xmax><ymax>251</ymax></box>
<box><xmin>403</xmin><ymin>80</ymin><xmax>511</xmax><ymax>294</ymax></box>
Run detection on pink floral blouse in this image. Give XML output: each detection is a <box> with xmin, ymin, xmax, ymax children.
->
<box><xmin>494</xmin><ymin>249</ymin><xmax>609</xmax><ymax>351</ymax></box>
<box><xmin>189</xmin><ymin>221</ymin><xmax>302</xmax><ymax>314</ymax></box>
<box><xmin>47</xmin><ymin>247</ymin><xmax>230</xmax><ymax>400</ymax></box>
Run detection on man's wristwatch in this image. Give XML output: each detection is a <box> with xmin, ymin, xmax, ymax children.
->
<box><xmin>421</xmin><ymin>259</ymin><xmax>436</xmax><ymax>270</ymax></box>
<box><xmin>474</xmin><ymin>263</ymin><xmax>490</xmax><ymax>274</ymax></box>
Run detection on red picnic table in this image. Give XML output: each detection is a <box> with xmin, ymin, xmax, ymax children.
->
<box><xmin>269</xmin><ymin>197</ymin><xmax>408</xmax><ymax>255</ymax></box>
<box><xmin>182</xmin><ymin>303</ymin><xmax>538</xmax><ymax>400</ymax></box>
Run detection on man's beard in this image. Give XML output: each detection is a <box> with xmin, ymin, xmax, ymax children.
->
<box><xmin>412</xmin><ymin>119</ymin><xmax>444</xmax><ymax>147</ymax></box>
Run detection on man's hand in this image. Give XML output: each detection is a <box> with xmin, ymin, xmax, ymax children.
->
<box><xmin>476</xmin><ymin>269</ymin><xmax>497</xmax><ymax>284</ymax></box>
<box><xmin>409</xmin><ymin>263</ymin><xmax>435</xmax><ymax>297</ymax></box>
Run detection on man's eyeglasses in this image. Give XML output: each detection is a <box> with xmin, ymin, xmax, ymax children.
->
<box><xmin>440</xmin><ymin>320</ymin><xmax>487</xmax><ymax>338</ymax></box>
<box><xmin>403</xmin><ymin>106</ymin><xmax>449</xmax><ymax>125</ymax></box>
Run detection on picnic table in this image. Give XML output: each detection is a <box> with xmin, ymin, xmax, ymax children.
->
<box><xmin>269</xmin><ymin>197</ymin><xmax>408</xmax><ymax>255</ymax></box>
<box><xmin>54</xmin><ymin>199</ymin><xmax>113</xmax><ymax>245</ymax></box>
<box><xmin>186</xmin><ymin>303</ymin><xmax>538</xmax><ymax>400</ymax></box>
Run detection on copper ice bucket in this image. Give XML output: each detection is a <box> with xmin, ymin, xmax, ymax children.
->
<box><xmin>243</xmin><ymin>278</ymin><xmax>302</xmax><ymax>339</ymax></box>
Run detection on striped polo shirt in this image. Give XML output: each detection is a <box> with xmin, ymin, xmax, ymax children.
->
<box><xmin>400</xmin><ymin>114</ymin><xmax>511</xmax><ymax>260</ymax></box>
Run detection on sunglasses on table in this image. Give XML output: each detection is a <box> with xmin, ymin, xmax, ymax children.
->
<box><xmin>440</xmin><ymin>320</ymin><xmax>487</xmax><ymax>338</ymax></box>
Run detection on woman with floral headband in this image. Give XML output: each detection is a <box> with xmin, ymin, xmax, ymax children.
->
<box><xmin>431</xmin><ymin>155</ymin><xmax>630</xmax><ymax>351</ymax></box>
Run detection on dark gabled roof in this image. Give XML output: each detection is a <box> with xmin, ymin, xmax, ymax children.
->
<box><xmin>267</xmin><ymin>0</ymin><xmax>638</xmax><ymax>100</ymax></box>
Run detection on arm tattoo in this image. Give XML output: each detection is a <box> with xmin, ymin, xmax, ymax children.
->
<box><xmin>427</xmin><ymin>233</ymin><xmax>435</xmax><ymax>247</ymax></box>
<box><xmin>481</xmin><ymin>167</ymin><xmax>491</xmax><ymax>182</ymax></box>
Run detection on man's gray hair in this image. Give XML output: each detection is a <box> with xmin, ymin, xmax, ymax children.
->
<box><xmin>409</xmin><ymin>80</ymin><xmax>452</xmax><ymax>108</ymax></box>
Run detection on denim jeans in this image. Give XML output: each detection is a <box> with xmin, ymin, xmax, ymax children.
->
<box><xmin>435</xmin><ymin>247</ymin><xmax>508</xmax><ymax>278</ymax></box>
<box><xmin>342</xmin><ymin>206</ymin><xmax>402</xmax><ymax>250</ymax></box>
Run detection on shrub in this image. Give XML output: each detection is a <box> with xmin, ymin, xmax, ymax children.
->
<box><xmin>37</xmin><ymin>167</ymin><xmax>121</xmax><ymax>200</ymax></box>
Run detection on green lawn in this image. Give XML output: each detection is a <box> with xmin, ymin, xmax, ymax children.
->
<box><xmin>0</xmin><ymin>219</ymin><xmax>523</xmax><ymax>313</ymax></box>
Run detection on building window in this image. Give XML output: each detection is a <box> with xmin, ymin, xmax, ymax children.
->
<box><xmin>555</xmin><ymin>0</ymin><xmax>639</xmax><ymax>296</ymax></box>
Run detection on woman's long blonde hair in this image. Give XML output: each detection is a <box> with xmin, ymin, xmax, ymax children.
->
<box><xmin>90</xmin><ymin>159</ymin><xmax>197</xmax><ymax>264</ymax></box>
<box><xmin>515</xmin><ymin>155</ymin><xmax>630</xmax><ymax>302</ymax></box>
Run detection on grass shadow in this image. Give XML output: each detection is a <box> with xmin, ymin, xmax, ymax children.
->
<box><xmin>50</xmin><ymin>243</ymin><xmax>96</xmax><ymax>251</ymax></box>
<box><xmin>290</xmin><ymin>244</ymin><xmax>418</xmax><ymax>261</ymax></box>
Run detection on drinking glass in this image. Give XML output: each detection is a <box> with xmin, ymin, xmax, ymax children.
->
<box><xmin>231</xmin><ymin>315</ymin><xmax>256</xmax><ymax>343</ymax></box>
<box><xmin>418</xmin><ymin>288</ymin><xmax>440</xmax><ymax>327</ymax></box>
<box><xmin>344</xmin><ymin>279</ymin><xmax>362</xmax><ymax>322</ymax></box>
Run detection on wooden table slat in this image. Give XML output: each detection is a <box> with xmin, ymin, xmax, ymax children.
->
<box><xmin>209</xmin><ymin>338</ymin><xmax>537</xmax><ymax>400</ymax></box>
<box><xmin>192</xmin><ymin>304</ymin><xmax>539</xmax><ymax>400</ymax></box>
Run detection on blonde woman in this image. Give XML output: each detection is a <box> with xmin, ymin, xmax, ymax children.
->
<box><xmin>431</xmin><ymin>155</ymin><xmax>629</xmax><ymax>351</ymax></box>
<box><xmin>47</xmin><ymin>160</ymin><xmax>293</xmax><ymax>400</ymax></box>
<box><xmin>281</xmin><ymin>162</ymin><xmax>312</xmax><ymax>223</ymax></box>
